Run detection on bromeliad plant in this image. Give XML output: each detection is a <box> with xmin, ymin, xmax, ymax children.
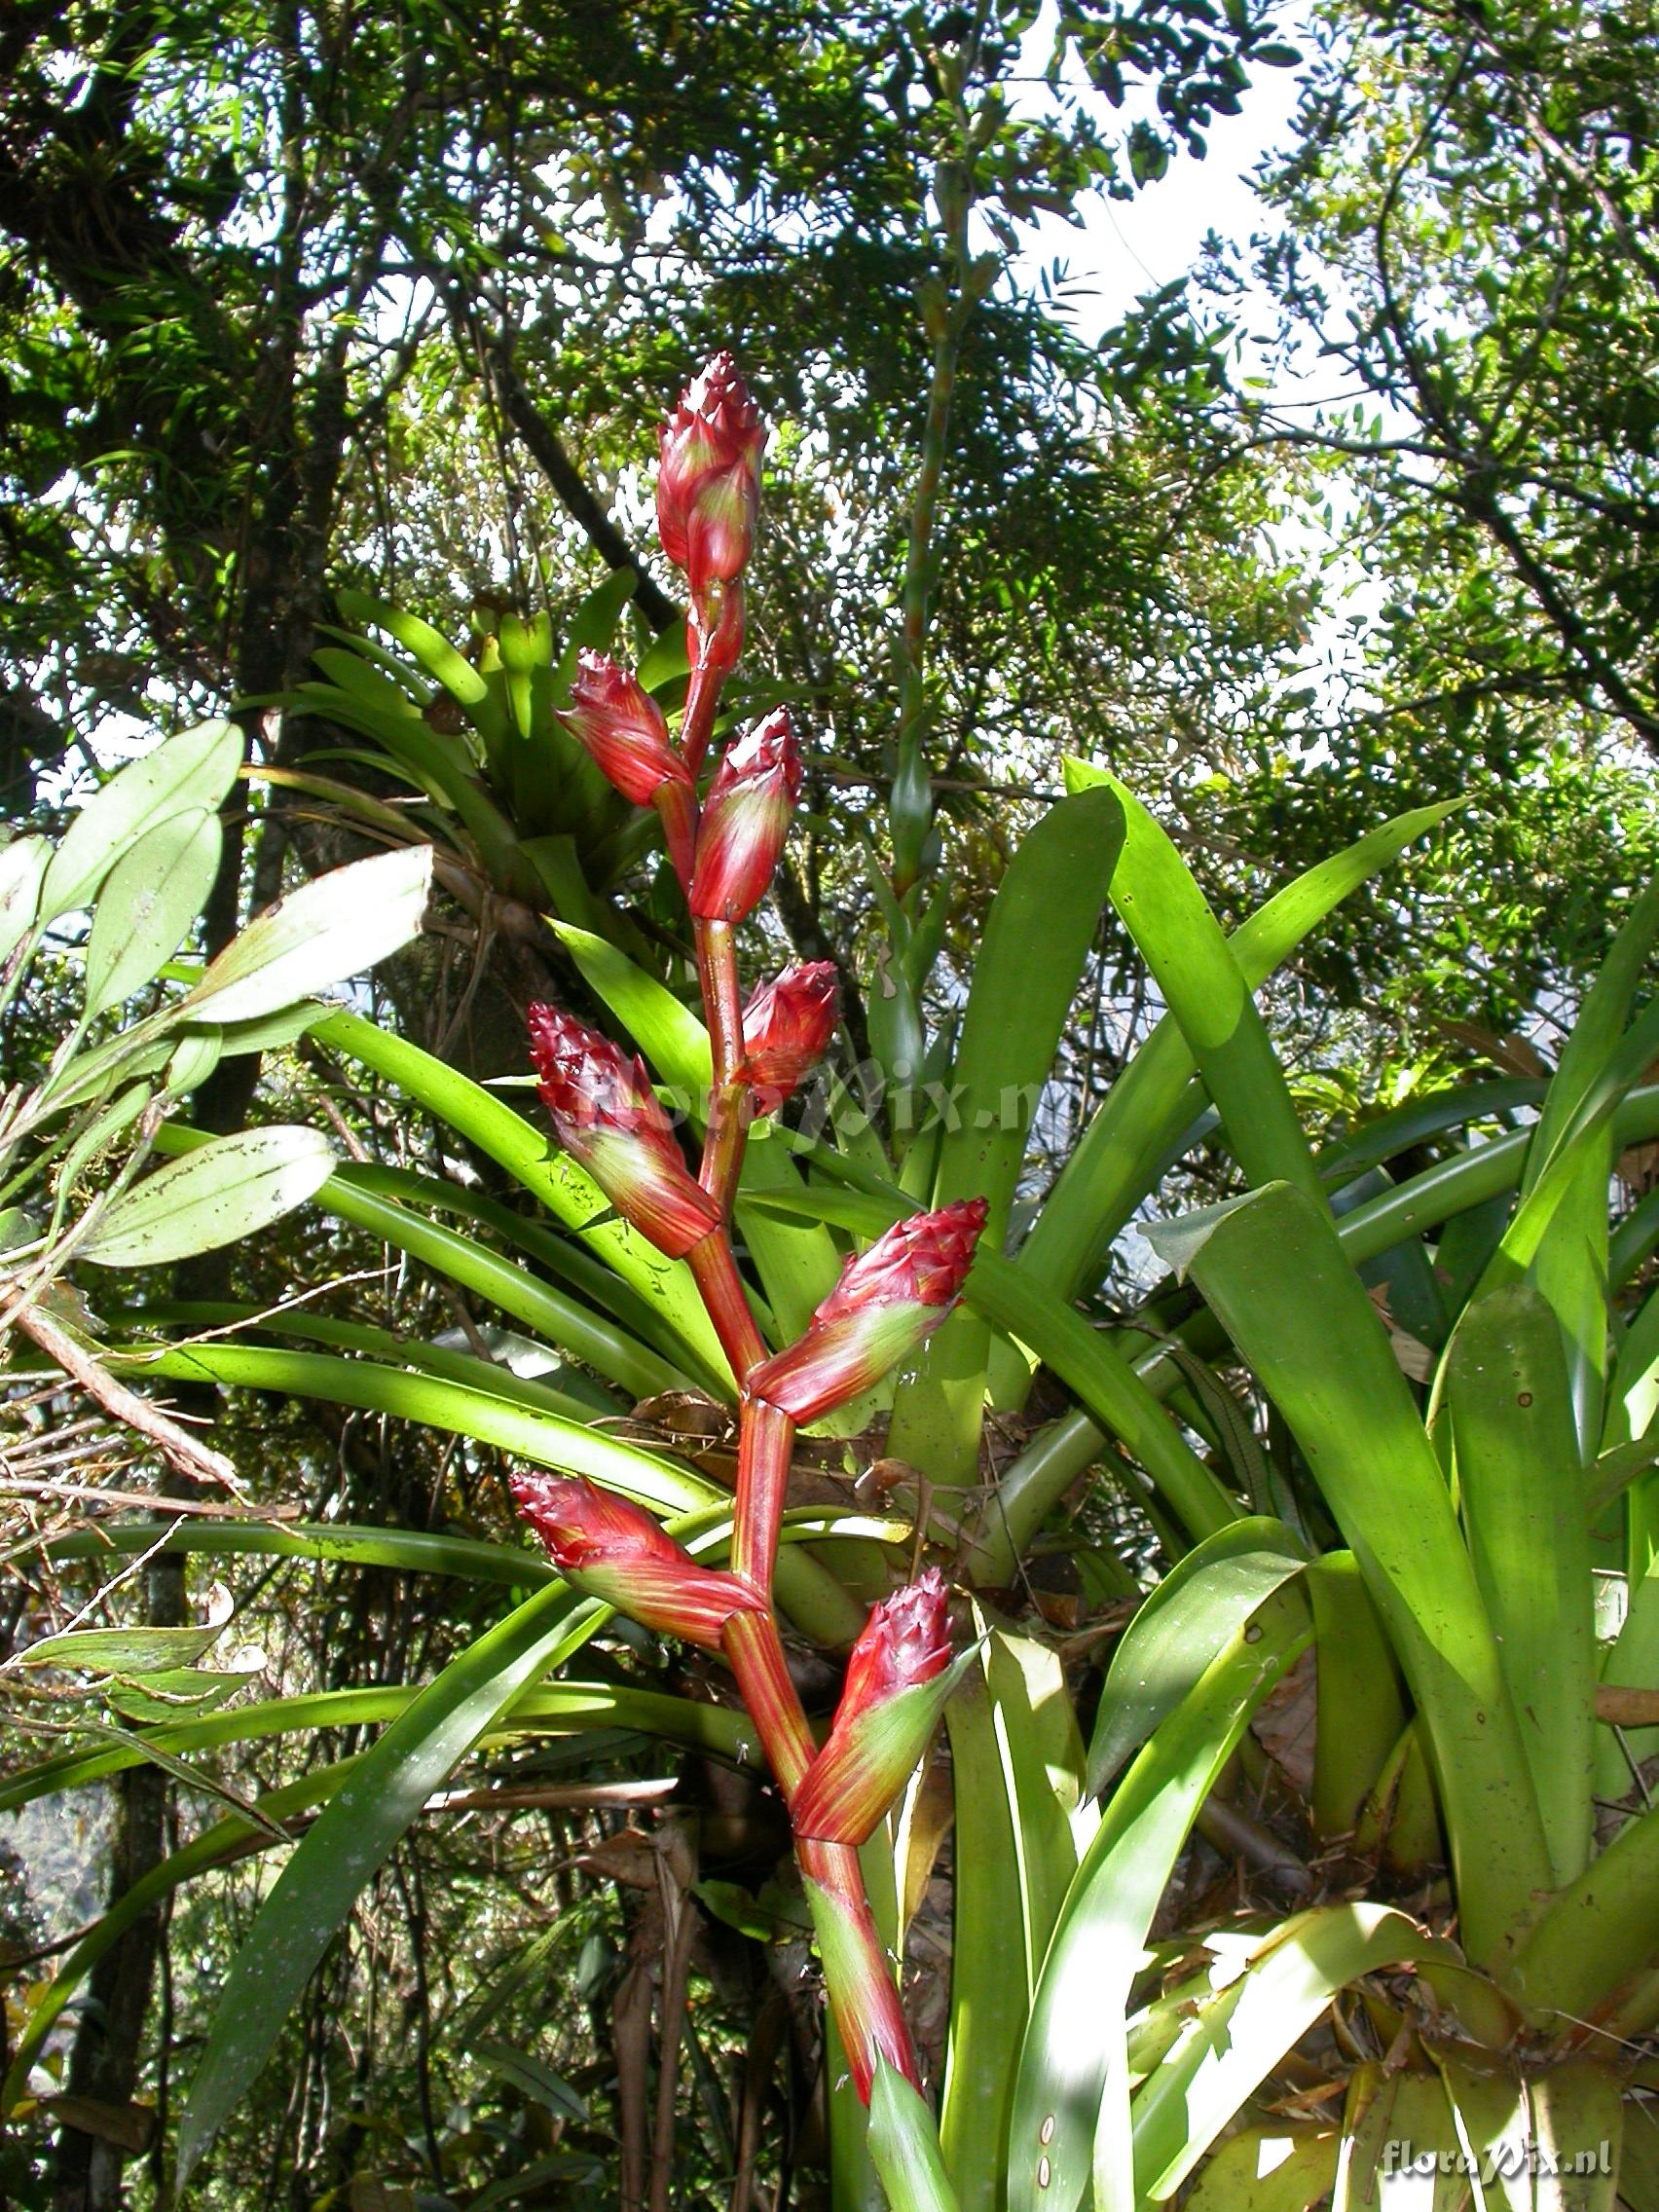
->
<box><xmin>15</xmin><ymin>353</ymin><xmax>1659</xmax><ymax>2209</ymax></box>
<box><xmin>513</xmin><ymin>356</ymin><xmax>988</xmax><ymax>2129</ymax></box>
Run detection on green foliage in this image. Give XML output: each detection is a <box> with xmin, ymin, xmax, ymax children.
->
<box><xmin>0</xmin><ymin>722</ymin><xmax>430</xmax><ymax>1302</ymax></box>
<box><xmin>14</xmin><ymin>744</ymin><xmax>1654</xmax><ymax>2206</ymax></box>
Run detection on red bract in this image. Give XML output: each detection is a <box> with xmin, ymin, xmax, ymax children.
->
<box><xmin>656</xmin><ymin>353</ymin><xmax>766</xmax><ymax>601</ymax></box>
<box><xmin>738</xmin><ymin>961</ymin><xmax>838</xmax><ymax>1112</ymax></box>
<box><xmin>528</xmin><ymin>1004</ymin><xmax>719</xmax><ymax>1258</ymax></box>
<box><xmin>510</xmin><ymin>1472</ymin><xmax>763</xmax><ymax>1650</ymax></box>
<box><xmin>839</xmin><ymin>1567</ymin><xmax>952</xmax><ymax>1715</ymax></box>
<box><xmin>557</xmin><ymin>651</ymin><xmax>689</xmax><ymax>808</ymax></box>
<box><xmin>792</xmin><ymin>1569</ymin><xmax>959</xmax><ymax>1847</ymax></box>
<box><xmin>688</xmin><ymin>708</ymin><xmax>802</xmax><ymax>924</ymax></box>
<box><xmin>745</xmin><ymin>1198</ymin><xmax>988</xmax><ymax>1423</ymax></box>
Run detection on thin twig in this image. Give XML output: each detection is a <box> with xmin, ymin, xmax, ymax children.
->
<box><xmin>7</xmin><ymin>1298</ymin><xmax>245</xmax><ymax>1493</ymax></box>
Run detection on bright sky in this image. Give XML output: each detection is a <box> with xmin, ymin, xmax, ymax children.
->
<box><xmin>1010</xmin><ymin>7</ymin><xmax>1309</xmax><ymax>343</ymax></box>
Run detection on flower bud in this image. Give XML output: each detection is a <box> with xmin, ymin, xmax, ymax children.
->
<box><xmin>511</xmin><ymin>1472</ymin><xmax>763</xmax><ymax>1649</ymax></box>
<box><xmin>793</xmin><ymin>1570</ymin><xmax>965</xmax><ymax>1845</ymax></box>
<box><xmin>738</xmin><ymin>961</ymin><xmax>839</xmax><ymax>1113</ymax></box>
<box><xmin>557</xmin><ymin>651</ymin><xmax>691</xmax><ymax>809</ymax></box>
<box><xmin>688</xmin><ymin>708</ymin><xmax>801</xmax><ymax>924</ymax></box>
<box><xmin>745</xmin><ymin>1198</ymin><xmax>988</xmax><ymax>1423</ymax></box>
<box><xmin>656</xmin><ymin>353</ymin><xmax>766</xmax><ymax>603</ymax></box>
<box><xmin>528</xmin><ymin>1004</ymin><xmax>719</xmax><ymax>1258</ymax></box>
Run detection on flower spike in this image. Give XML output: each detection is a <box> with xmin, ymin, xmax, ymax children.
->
<box><xmin>688</xmin><ymin>708</ymin><xmax>802</xmax><ymax>924</ymax></box>
<box><xmin>738</xmin><ymin>961</ymin><xmax>839</xmax><ymax>1114</ymax></box>
<box><xmin>657</xmin><ymin>352</ymin><xmax>766</xmax><ymax>604</ymax></box>
<box><xmin>746</xmin><ymin>1198</ymin><xmax>988</xmax><ymax>1423</ymax></box>
<box><xmin>511</xmin><ymin>1473</ymin><xmax>763</xmax><ymax>1649</ymax></box>
<box><xmin>528</xmin><ymin>1005</ymin><xmax>719</xmax><ymax>1258</ymax></box>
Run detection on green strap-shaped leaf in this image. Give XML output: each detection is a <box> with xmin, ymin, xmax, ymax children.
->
<box><xmin>1183</xmin><ymin>2126</ymin><xmax>1339</xmax><ymax>2212</ymax></box>
<box><xmin>915</xmin><ymin>1627</ymin><xmax>1086</xmax><ymax>2196</ymax></box>
<box><xmin>966</xmin><ymin>1250</ymin><xmax>1238</xmax><ymax>1540</ymax></box>
<box><xmin>1431</xmin><ymin>2060</ymin><xmax>1538</xmax><ymax>2212</ymax></box>
<box><xmin>122</xmin><ymin>1299</ymin><xmax>622</xmax><ymax>1422</ymax></box>
<box><xmin>1508</xmin><ymin>1789</ymin><xmax>1659</xmax><ymax>2030</ymax></box>
<box><xmin>1077</xmin><ymin>763</ymin><xmax>1327</xmax><ymax>1209</ymax></box>
<box><xmin>982</xmin><ymin>1623</ymin><xmax>1089</xmax><ymax>1978</ymax></box>
<box><xmin>0</xmin><ymin>1677</ymin><xmax>757</xmax><ymax>1818</ymax></box>
<box><xmin>317</xmin><ymin>1164</ymin><xmax>686</xmax><ymax>1401</ymax></box>
<box><xmin>121</xmin><ymin>1341</ymin><xmax>716</xmax><ymax>1511</ymax></box>
<box><xmin>310</xmin><ymin>645</ymin><xmax>428</xmax><ymax>720</ymax></box>
<box><xmin>1013</xmin><ymin>796</ymin><xmax>1457</xmax><ymax>1330</ymax></box>
<box><xmin>337</xmin><ymin>590</ymin><xmax>506</xmax><ymax>746</ymax></box>
<box><xmin>940</xmin><ymin>1664</ymin><xmax>1033</xmax><ymax>2211</ymax></box>
<box><xmin>1529</xmin><ymin>2062</ymin><xmax>1624</xmax><ymax>2212</ymax></box>
<box><xmin>308</xmin><ymin>1156</ymin><xmax>719</xmax><ymax>1387</ymax></box>
<box><xmin>1086</xmin><ymin>1518</ymin><xmax>1308</xmax><ymax>1796</ymax></box>
<box><xmin>869</xmin><ymin>2062</ymin><xmax>962</xmax><ymax>2212</ymax></box>
<box><xmin>33</xmin><ymin>1518</ymin><xmax>559</xmax><ymax>1583</ymax></box>
<box><xmin>313</xmin><ymin>1006</ymin><xmax>728</xmax><ymax>1381</ymax></box>
<box><xmin>1530</xmin><ymin>878</ymin><xmax>1659</xmax><ymax>1199</ymax></box>
<box><xmin>1507</xmin><ymin>880</ymin><xmax>1659</xmax><ymax>1456</ymax></box>
<box><xmin>293</xmin><ymin>681</ymin><xmax>525</xmax><ymax>878</ymax></box>
<box><xmin>176</xmin><ymin>1580</ymin><xmax>596</xmax><ymax>2181</ymax></box>
<box><xmin>1305</xmin><ymin>1554</ymin><xmax>1407</xmax><ymax>1841</ymax></box>
<box><xmin>111</xmin><ymin>1340</ymin><xmax>861</xmax><ymax>1645</ymax></box>
<box><xmin>1329</xmin><ymin>1086</ymin><xmax>1659</xmax><ymax>1273</ymax></box>
<box><xmin>1149</xmin><ymin>1181</ymin><xmax>1554</xmax><ymax>1967</ymax></box>
<box><xmin>1316</xmin><ymin>1077</ymin><xmax>1543</xmax><ymax>1186</ymax></box>
<box><xmin>887</xmin><ymin>783</ymin><xmax>1124</xmax><ymax>1485</ymax></box>
<box><xmin>1007</xmin><ymin>1579</ymin><xmax>1311</xmax><ymax>2212</ymax></box>
<box><xmin>1132</xmin><ymin>1906</ymin><xmax>1460</xmax><ymax>2203</ymax></box>
<box><xmin>1448</xmin><ymin>1285</ymin><xmax>1596</xmax><ymax>1888</ymax></box>
<box><xmin>1334</xmin><ymin>2066</ymin><xmax>1464</xmax><ymax>2211</ymax></box>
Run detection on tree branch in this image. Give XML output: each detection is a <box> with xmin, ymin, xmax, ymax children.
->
<box><xmin>9</xmin><ymin>1298</ymin><xmax>244</xmax><ymax>1493</ymax></box>
<box><xmin>478</xmin><ymin>327</ymin><xmax>682</xmax><ymax>634</ymax></box>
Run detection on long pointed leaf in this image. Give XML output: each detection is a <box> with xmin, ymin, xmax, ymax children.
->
<box><xmin>888</xmin><ymin>783</ymin><xmax>1124</xmax><ymax>1484</ymax></box>
<box><xmin>1014</xmin><ymin>796</ymin><xmax>1457</xmax><ymax>1320</ymax></box>
<box><xmin>1150</xmin><ymin>1182</ymin><xmax>1554</xmax><ymax>1965</ymax></box>
<box><xmin>177</xmin><ymin>1581</ymin><xmax>596</xmax><ymax>2181</ymax></box>
<box><xmin>312</xmin><ymin>1007</ymin><xmax>728</xmax><ymax>1380</ymax></box>
<box><xmin>1007</xmin><ymin>1580</ymin><xmax>1312</xmax><ymax>2212</ymax></box>
<box><xmin>1448</xmin><ymin>1285</ymin><xmax>1596</xmax><ymax>1887</ymax></box>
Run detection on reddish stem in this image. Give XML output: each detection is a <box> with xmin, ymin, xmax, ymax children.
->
<box><xmin>722</xmin><ymin>1609</ymin><xmax>816</xmax><ymax>1795</ymax></box>
<box><xmin>695</xmin><ymin>916</ymin><xmax>753</xmax><ymax>1213</ymax></box>
<box><xmin>798</xmin><ymin>1839</ymin><xmax>921</xmax><ymax>2095</ymax></box>
<box><xmin>654</xmin><ymin>779</ymin><xmax>698</xmax><ymax>892</ymax></box>
<box><xmin>697</xmin><ymin>917</ymin><xmax>744</xmax><ymax>1082</ymax></box>
<box><xmin>732</xmin><ymin>1394</ymin><xmax>793</xmax><ymax>1593</ymax></box>
<box><xmin>721</xmin><ymin>1615</ymin><xmax>922</xmax><ymax>2098</ymax></box>
<box><xmin>686</xmin><ymin>1233</ymin><xmax>766</xmax><ymax>1383</ymax></box>
<box><xmin>680</xmin><ymin>653</ymin><xmax>725</xmax><ymax>779</ymax></box>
